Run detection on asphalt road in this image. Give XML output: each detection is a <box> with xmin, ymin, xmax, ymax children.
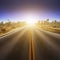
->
<box><xmin>0</xmin><ymin>26</ymin><xmax>60</xmax><ymax>60</ymax></box>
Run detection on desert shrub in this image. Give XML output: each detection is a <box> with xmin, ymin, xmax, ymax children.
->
<box><xmin>1</xmin><ymin>28</ymin><xmax>7</xmax><ymax>33</ymax></box>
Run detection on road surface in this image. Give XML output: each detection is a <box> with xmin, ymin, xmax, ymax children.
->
<box><xmin>0</xmin><ymin>26</ymin><xmax>60</xmax><ymax>60</ymax></box>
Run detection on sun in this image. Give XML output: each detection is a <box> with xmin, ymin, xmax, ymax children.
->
<box><xmin>26</xmin><ymin>18</ymin><xmax>36</xmax><ymax>26</ymax></box>
<box><xmin>26</xmin><ymin>20</ymin><xmax>36</xmax><ymax>26</ymax></box>
<box><xmin>23</xmin><ymin>13</ymin><xmax>37</xmax><ymax>26</ymax></box>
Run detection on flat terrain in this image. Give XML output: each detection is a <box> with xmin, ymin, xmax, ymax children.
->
<box><xmin>0</xmin><ymin>26</ymin><xmax>60</xmax><ymax>60</ymax></box>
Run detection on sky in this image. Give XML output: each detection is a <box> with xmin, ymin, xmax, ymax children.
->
<box><xmin>0</xmin><ymin>0</ymin><xmax>60</xmax><ymax>22</ymax></box>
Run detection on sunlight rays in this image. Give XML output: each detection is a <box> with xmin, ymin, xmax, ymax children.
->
<box><xmin>34</xmin><ymin>27</ymin><xmax>60</xmax><ymax>52</ymax></box>
<box><xmin>0</xmin><ymin>27</ymin><xmax>28</xmax><ymax>60</ymax></box>
<box><xmin>0</xmin><ymin>24</ymin><xmax>60</xmax><ymax>60</ymax></box>
<box><xmin>0</xmin><ymin>26</ymin><xmax>25</xmax><ymax>39</ymax></box>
